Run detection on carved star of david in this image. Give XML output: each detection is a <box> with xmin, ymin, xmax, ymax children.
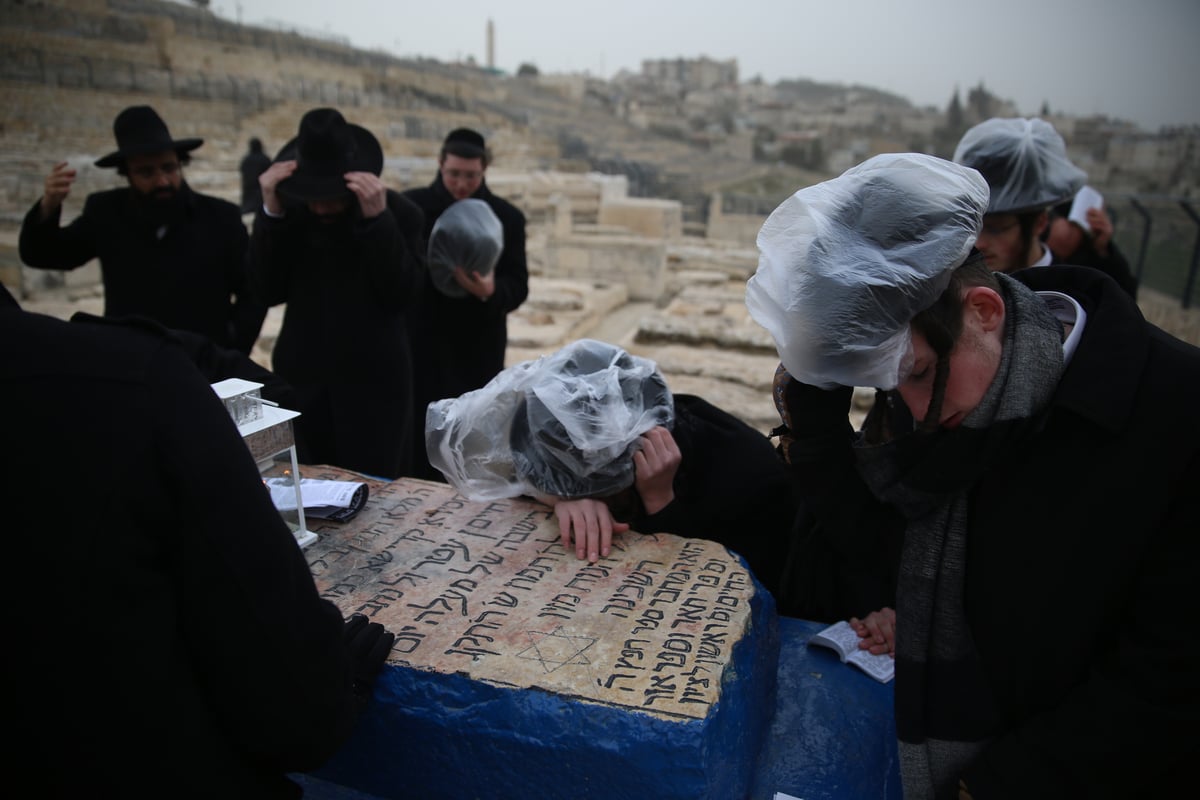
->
<box><xmin>515</xmin><ymin>626</ymin><xmax>596</xmax><ymax>674</ymax></box>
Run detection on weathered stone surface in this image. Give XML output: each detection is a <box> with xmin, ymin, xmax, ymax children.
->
<box><xmin>301</xmin><ymin>468</ymin><xmax>779</xmax><ymax>800</ymax></box>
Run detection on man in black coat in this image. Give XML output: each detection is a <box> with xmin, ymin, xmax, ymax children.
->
<box><xmin>403</xmin><ymin>128</ymin><xmax>529</xmax><ymax>479</ymax></box>
<box><xmin>0</xmin><ymin>283</ymin><xmax>394</xmax><ymax>798</ymax></box>
<box><xmin>250</xmin><ymin>108</ymin><xmax>426</xmax><ymax>480</ymax></box>
<box><xmin>239</xmin><ymin>136</ymin><xmax>273</xmax><ymax>214</ymax></box>
<box><xmin>18</xmin><ymin>105</ymin><xmax>266</xmax><ymax>354</ymax></box>
<box><xmin>751</xmin><ymin>153</ymin><xmax>1198</xmax><ymax>799</ymax></box>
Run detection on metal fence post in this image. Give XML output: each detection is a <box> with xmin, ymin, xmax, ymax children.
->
<box><xmin>1128</xmin><ymin>197</ymin><xmax>1152</xmax><ymax>289</ymax></box>
<box><xmin>1181</xmin><ymin>201</ymin><xmax>1199</xmax><ymax>310</ymax></box>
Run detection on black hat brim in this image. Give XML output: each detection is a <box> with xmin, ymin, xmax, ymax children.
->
<box><xmin>94</xmin><ymin>137</ymin><xmax>204</xmax><ymax>168</ymax></box>
<box><xmin>273</xmin><ymin>124</ymin><xmax>384</xmax><ymax>203</ymax></box>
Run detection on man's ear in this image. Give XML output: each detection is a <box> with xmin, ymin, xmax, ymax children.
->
<box><xmin>964</xmin><ymin>286</ymin><xmax>1005</xmax><ymax>334</ymax></box>
<box><xmin>1032</xmin><ymin>209</ymin><xmax>1049</xmax><ymax>239</ymax></box>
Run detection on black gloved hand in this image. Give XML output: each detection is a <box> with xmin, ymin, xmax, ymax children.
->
<box><xmin>343</xmin><ymin>613</ymin><xmax>395</xmax><ymax>711</ymax></box>
<box><xmin>771</xmin><ymin>363</ymin><xmax>854</xmax><ymax>464</ymax></box>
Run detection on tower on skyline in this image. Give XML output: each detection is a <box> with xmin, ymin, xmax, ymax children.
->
<box><xmin>487</xmin><ymin>19</ymin><xmax>495</xmax><ymax>70</ymax></box>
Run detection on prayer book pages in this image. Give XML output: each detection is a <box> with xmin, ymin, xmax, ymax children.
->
<box><xmin>808</xmin><ymin>620</ymin><xmax>895</xmax><ymax>683</ymax></box>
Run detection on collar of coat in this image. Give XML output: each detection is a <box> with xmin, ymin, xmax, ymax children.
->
<box><xmin>1015</xmin><ymin>265</ymin><xmax>1148</xmax><ymax>434</ymax></box>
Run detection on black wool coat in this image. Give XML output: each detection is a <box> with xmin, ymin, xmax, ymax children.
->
<box><xmin>1050</xmin><ymin>238</ymin><xmax>1139</xmax><ymax>298</ymax></box>
<box><xmin>19</xmin><ymin>183</ymin><xmax>266</xmax><ymax>353</ymax></box>
<box><xmin>786</xmin><ymin>266</ymin><xmax>1199</xmax><ymax>797</ymax></box>
<box><xmin>0</xmin><ymin>287</ymin><xmax>358</xmax><ymax>798</ymax></box>
<box><xmin>402</xmin><ymin>177</ymin><xmax>529</xmax><ymax>478</ymax></box>
<box><xmin>625</xmin><ymin>394</ymin><xmax>801</xmax><ymax>604</ymax></box>
<box><xmin>248</xmin><ymin>191</ymin><xmax>425</xmax><ymax>479</ymax></box>
<box><xmin>954</xmin><ymin>266</ymin><xmax>1199</xmax><ymax>797</ymax></box>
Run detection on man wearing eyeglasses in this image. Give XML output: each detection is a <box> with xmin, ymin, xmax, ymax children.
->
<box><xmin>402</xmin><ymin>127</ymin><xmax>529</xmax><ymax>480</ymax></box>
<box><xmin>19</xmin><ymin>105</ymin><xmax>266</xmax><ymax>354</ymax></box>
<box><xmin>955</xmin><ymin>118</ymin><xmax>1140</xmax><ymax>305</ymax></box>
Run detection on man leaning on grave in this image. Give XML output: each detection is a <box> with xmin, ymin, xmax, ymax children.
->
<box><xmin>19</xmin><ymin>105</ymin><xmax>266</xmax><ymax>354</ymax></box>
<box><xmin>249</xmin><ymin>108</ymin><xmax>426</xmax><ymax>480</ymax></box>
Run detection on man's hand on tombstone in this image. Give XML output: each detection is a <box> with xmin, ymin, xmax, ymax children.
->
<box><xmin>554</xmin><ymin>498</ymin><xmax>629</xmax><ymax>563</ymax></box>
<box><xmin>343</xmin><ymin>613</ymin><xmax>395</xmax><ymax>712</ymax></box>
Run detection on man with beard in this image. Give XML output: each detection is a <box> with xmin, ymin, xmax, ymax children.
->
<box><xmin>403</xmin><ymin>127</ymin><xmax>529</xmax><ymax>480</ymax></box>
<box><xmin>18</xmin><ymin>105</ymin><xmax>265</xmax><ymax>354</ymax></box>
<box><xmin>250</xmin><ymin>108</ymin><xmax>425</xmax><ymax>480</ymax></box>
<box><xmin>952</xmin><ymin>117</ymin><xmax>1138</xmax><ymax>297</ymax></box>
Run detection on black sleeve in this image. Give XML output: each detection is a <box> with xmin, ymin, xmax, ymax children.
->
<box><xmin>962</xmin><ymin>451</ymin><xmax>1200</xmax><ymax>798</ymax></box>
<box><xmin>248</xmin><ymin>210</ymin><xmax>304</xmax><ymax>307</ymax></box>
<box><xmin>775</xmin><ymin>380</ymin><xmax>905</xmax><ymax>621</ymax></box>
<box><xmin>487</xmin><ymin>203</ymin><xmax>529</xmax><ymax>316</ymax></box>
<box><xmin>368</xmin><ymin>192</ymin><xmax>426</xmax><ymax>313</ymax></box>
<box><xmin>219</xmin><ymin>208</ymin><xmax>267</xmax><ymax>354</ymax></box>
<box><xmin>18</xmin><ymin>196</ymin><xmax>98</xmax><ymax>270</ymax></box>
<box><xmin>148</xmin><ymin>342</ymin><xmax>359</xmax><ymax>769</ymax></box>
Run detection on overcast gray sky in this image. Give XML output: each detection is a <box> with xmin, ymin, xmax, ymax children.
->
<box><xmin>215</xmin><ymin>0</ymin><xmax>1200</xmax><ymax>132</ymax></box>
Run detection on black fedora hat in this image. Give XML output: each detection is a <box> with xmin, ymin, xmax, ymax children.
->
<box><xmin>94</xmin><ymin>106</ymin><xmax>203</xmax><ymax>168</ymax></box>
<box><xmin>274</xmin><ymin>108</ymin><xmax>384</xmax><ymax>202</ymax></box>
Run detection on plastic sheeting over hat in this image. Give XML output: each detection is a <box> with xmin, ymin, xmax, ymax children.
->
<box><xmin>953</xmin><ymin>117</ymin><xmax>1086</xmax><ymax>214</ymax></box>
<box><xmin>745</xmin><ymin>152</ymin><xmax>988</xmax><ymax>390</ymax></box>
<box><xmin>427</xmin><ymin>199</ymin><xmax>504</xmax><ymax>298</ymax></box>
<box><xmin>425</xmin><ymin>339</ymin><xmax>674</xmax><ymax>501</ymax></box>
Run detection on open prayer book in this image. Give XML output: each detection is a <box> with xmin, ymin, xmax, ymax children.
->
<box><xmin>808</xmin><ymin>620</ymin><xmax>895</xmax><ymax>683</ymax></box>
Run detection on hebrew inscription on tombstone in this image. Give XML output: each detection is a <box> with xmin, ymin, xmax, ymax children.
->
<box><xmin>299</xmin><ymin>466</ymin><xmax>778</xmax><ymax>799</ymax></box>
<box><xmin>302</xmin><ymin>467</ymin><xmax>760</xmax><ymax>720</ymax></box>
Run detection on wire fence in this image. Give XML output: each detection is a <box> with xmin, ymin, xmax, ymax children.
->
<box><xmin>1109</xmin><ymin>193</ymin><xmax>1199</xmax><ymax>309</ymax></box>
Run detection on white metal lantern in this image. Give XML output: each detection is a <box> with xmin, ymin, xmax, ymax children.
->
<box><xmin>211</xmin><ymin>378</ymin><xmax>317</xmax><ymax>549</ymax></box>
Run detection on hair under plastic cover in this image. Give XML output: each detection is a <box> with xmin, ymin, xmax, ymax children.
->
<box><xmin>427</xmin><ymin>199</ymin><xmax>504</xmax><ymax>298</ymax></box>
<box><xmin>425</xmin><ymin>339</ymin><xmax>674</xmax><ymax>501</ymax></box>
<box><xmin>952</xmin><ymin>117</ymin><xmax>1086</xmax><ymax>214</ymax></box>
<box><xmin>745</xmin><ymin>152</ymin><xmax>989</xmax><ymax>390</ymax></box>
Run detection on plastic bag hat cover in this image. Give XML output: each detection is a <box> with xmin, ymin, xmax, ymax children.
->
<box><xmin>745</xmin><ymin>152</ymin><xmax>988</xmax><ymax>390</ymax></box>
<box><xmin>952</xmin><ymin>117</ymin><xmax>1086</xmax><ymax>215</ymax></box>
<box><xmin>427</xmin><ymin>199</ymin><xmax>505</xmax><ymax>298</ymax></box>
<box><xmin>510</xmin><ymin>342</ymin><xmax>673</xmax><ymax>499</ymax></box>
<box><xmin>425</xmin><ymin>340</ymin><xmax>674</xmax><ymax>501</ymax></box>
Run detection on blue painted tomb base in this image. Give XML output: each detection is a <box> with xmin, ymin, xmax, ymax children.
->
<box><xmin>295</xmin><ymin>617</ymin><xmax>901</xmax><ymax>800</ymax></box>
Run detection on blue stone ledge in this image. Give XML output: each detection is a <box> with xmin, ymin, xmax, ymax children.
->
<box><xmin>295</xmin><ymin>616</ymin><xmax>899</xmax><ymax>800</ymax></box>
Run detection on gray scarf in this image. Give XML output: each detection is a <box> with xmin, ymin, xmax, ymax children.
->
<box><xmin>856</xmin><ymin>273</ymin><xmax>1064</xmax><ymax>800</ymax></box>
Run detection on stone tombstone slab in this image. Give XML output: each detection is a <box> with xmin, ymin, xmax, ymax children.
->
<box><xmin>302</xmin><ymin>468</ymin><xmax>779</xmax><ymax>800</ymax></box>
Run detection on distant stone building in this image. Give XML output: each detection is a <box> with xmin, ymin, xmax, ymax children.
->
<box><xmin>641</xmin><ymin>57</ymin><xmax>738</xmax><ymax>93</ymax></box>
